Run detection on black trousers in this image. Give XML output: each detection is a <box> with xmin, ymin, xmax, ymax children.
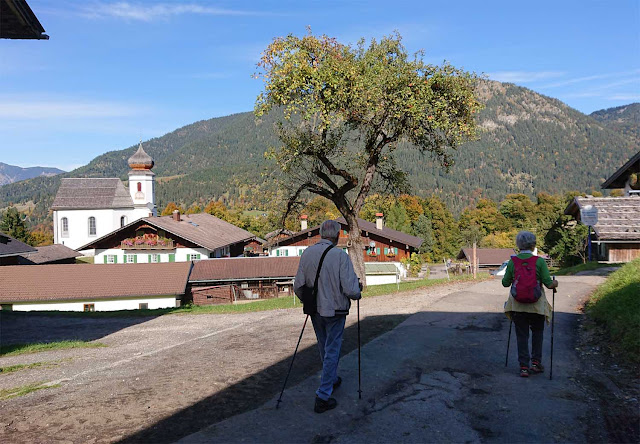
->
<box><xmin>512</xmin><ymin>312</ymin><xmax>545</xmax><ymax>366</ymax></box>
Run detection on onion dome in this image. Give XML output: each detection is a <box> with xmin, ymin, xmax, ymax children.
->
<box><xmin>128</xmin><ymin>141</ymin><xmax>154</xmax><ymax>170</ymax></box>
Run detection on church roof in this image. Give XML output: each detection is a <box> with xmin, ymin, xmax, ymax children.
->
<box><xmin>51</xmin><ymin>178</ymin><xmax>134</xmax><ymax>210</ymax></box>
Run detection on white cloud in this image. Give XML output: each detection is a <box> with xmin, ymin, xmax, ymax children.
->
<box><xmin>0</xmin><ymin>99</ymin><xmax>145</xmax><ymax>119</ymax></box>
<box><xmin>539</xmin><ymin>70</ymin><xmax>640</xmax><ymax>89</ymax></box>
<box><xmin>82</xmin><ymin>2</ymin><xmax>268</xmax><ymax>21</ymax></box>
<box><xmin>607</xmin><ymin>93</ymin><xmax>640</xmax><ymax>101</ymax></box>
<box><xmin>485</xmin><ymin>71</ymin><xmax>565</xmax><ymax>83</ymax></box>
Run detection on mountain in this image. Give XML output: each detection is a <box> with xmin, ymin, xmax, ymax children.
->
<box><xmin>590</xmin><ymin>103</ymin><xmax>640</xmax><ymax>144</ymax></box>
<box><xmin>1</xmin><ymin>81</ymin><xmax>638</xmax><ymax>224</ymax></box>
<box><xmin>0</xmin><ymin>163</ymin><xmax>64</xmax><ymax>186</ymax></box>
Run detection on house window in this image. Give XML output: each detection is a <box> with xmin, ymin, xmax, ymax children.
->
<box><xmin>106</xmin><ymin>255</ymin><xmax>116</xmax><ymax>264</ymax></box>
<box><xmin>120</xmin><ymin>216</ymin><xmax>127</xmax><ymax>227</ymax></box>
<box><xmin>125</xmin><ymin>254</ymin><xmax>136</xmax><ymax>263</ymax></box>
<box><xmin>139</xmin><ymin>303</ymin><xmax>148</xmax><ymax>310</ymax></box>
<box><xmin>88</xmin><ymin>217</ymin><xmax>96</xmax><ymax>236</ymax></box>
<box><xmin>137</xmin><ymin>182</ymin><xmax>142</xmax><ymax>192</ymax></box>
<box><xmin>151</xmin><ymin>254</ymin><xmax>160</xmax><ymax>263</ymax></box>
<box><xmin>241</xmin><ymin>282</ymin><xmax>249</xmax><ymax>289</ymax></box>
<box><xmin>189</xmin><ymin>254</ymin><xmax>201</xmax><ymax>261</ymax></box>
<box><xmin>61</xmin><ymin>217</ymin><xmax>69</xmax><ymax>237</ymax></box>
<box><xmin>84</xmin><ymin>304</ymin><xmax>95</xmax><ymax>312</ymax></box>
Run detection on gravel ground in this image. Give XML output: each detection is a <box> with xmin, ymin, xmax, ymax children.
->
<box><xmin>0</xmin><ymin>280</ymin><xmax>476</xmax><ymax>443</ymax></box>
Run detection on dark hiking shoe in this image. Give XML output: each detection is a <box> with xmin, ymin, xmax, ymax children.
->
<box><xmin>314</xmin><ymin>397</ymin><xmax>337</xmax><ymax>413</ymax></box>
<box><xmin>530</xmin><ymin>360</ymin><xmax>544</xmax><ymax>374</ymax></box>
<box><xmin>520</xmin><ymin>366</ymin><xmax>530</xmax><ymax>378</ymax></box>
<box><xmin>333</xmin><ymin>376</ymin><xmax>342</xmax><ymax>390</ymax></box>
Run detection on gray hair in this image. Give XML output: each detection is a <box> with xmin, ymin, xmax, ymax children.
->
<box><xmin>320</xmin><ymin>220</ymin><xmax>341</xmax><ymax>240</ymax></box>
<box><xmin>516</xmin><ymin>231</ymin><xmax>537</xmax><ymax>251</ymax></box>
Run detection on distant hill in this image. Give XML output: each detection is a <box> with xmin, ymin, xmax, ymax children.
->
<box><xmin>1</xmin><ymin>81</ymin><xmax>638</xmax><ymax>224</ymax></box>
<box><xmin>0</xmin><ymin>163</ymin><xmax>64</xmax><ymax>186</ymax></box>
<box><xmin>590</xmin><ymin>103</ymin><xmax>640</xmax><ymax>144</ymax></box>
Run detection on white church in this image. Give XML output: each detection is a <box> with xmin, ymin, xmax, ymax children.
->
<box><xmin>52</xmin><ymin>143</ymin><xmax>157</xmax><ymax>250</ymax></box>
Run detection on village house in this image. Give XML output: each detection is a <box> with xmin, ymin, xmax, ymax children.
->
<box><xmin>565</xmin><ymin>150</ymin><xmax>640</xmax><ymax>263</ymax></box>
<box><xmin>0</xmin><ymin>262</ymin><xmax>191</xmax><ymax>312</ymax></box>
<box><xmin>18</xmin><ymin>244</ymin><xmax>82</xmax><ymax>265</ymax></box>
<box><xmin>456</xmin><ymin>248</ymin><xmax>516</xmax><ymax>271</ymax></box>
<box><xmin>0</xmin><ymin>232</ymin><xmax>36</xmax><ymax>265</ymax></box>
<box><xmin>188</xmin><ymin>256</ymin><xmax>300</xmax><ymax>304</ymax></box>
<box><xmin>268</xmin><ymin>213</ymin><xmax>422</xmax><ymax>277</ymax></box>
<box><xmin>51</xmin><ymin>142</ymin><xmax>157</xmax><ymax>251</ymax></box>
<box><xmin>78</xmin><ymin>211</ymin><xmax>257</xmax><ymax>264</ymax></box>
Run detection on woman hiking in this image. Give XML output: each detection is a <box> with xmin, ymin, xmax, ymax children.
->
<box><xmin>502</xmin><ymin>231</ymin><xmax>558</xmax><ymax>377</ymax></box>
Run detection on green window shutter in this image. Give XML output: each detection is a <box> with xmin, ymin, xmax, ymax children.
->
<box><xmin>123</xmin><ymin>255</ymin><xmax>127</xmax><ymax>263</ymax></box>
<box><xmin>196</xmin><ymin>254</ymin><xmax>201</xmax><ymax>260</ymax></box>
<box><xmin>148</xmin><ymin>254</ymin><xmax>151</xmax><ymax>263</ymax></box>
<box><xmin>169</xmin><ymin>254</ymin><xmax>175</xmax><ymax>262</ymax></box>
<box><xmin>114</xmin><ymin>256</ymin><xmax>118</xmax><ymax>264</ymax></box>
<box><xmin>394</xmin><ymin>247</ymin><xmax>398</xmax><ymax>255</ymax></box>
<box><xmin>103</xmin><ymin>255</ymin><xmax>107</xmax><ymax>264</ymax></box>
<box><xmin>384</xmin><ymin>248</ymin><xmax>388</xmax><ymax>255</ymax></box>
<box><xmin>133</xmin><ymin>255</ymin><xmax>137</xmax><ymax>263</ymax></box>
<box><xmin>285</xmin><ymin>250</ymin><xmax>289</xmax><ymax>257</ymax></box>
<box><xmin>276</xmin><ymin>250</ymin><xmax>280</xmax><ymax>257</ymax></box>
<box><xmin>376</xmin><ymin>247</ymin><xmax>380</xmax><ymax>255</ymax></box>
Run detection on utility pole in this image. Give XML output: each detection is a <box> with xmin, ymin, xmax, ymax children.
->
<box><xmin>472</xmin><ymin>241</ymin><xmax>477</xmax><ymax>279</ymax></box>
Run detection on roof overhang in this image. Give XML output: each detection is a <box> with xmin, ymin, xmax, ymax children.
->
<box><xmin>601</xmin><ymin>151</ymin><xmax>640</xmax><ymax>189</ymax></box>
<box><xmin>0</xmin><ymin>0</ymin><xmax>48</xmax><ymax>40</ymax></box>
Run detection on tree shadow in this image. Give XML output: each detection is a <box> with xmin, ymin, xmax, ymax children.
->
<box><xmin>117</xmin><ymin>314</ymin><xmax>411</xmax><ymax>444</ymax></box>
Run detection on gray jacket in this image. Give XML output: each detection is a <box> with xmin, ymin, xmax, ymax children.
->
<box><xmin>293</xmin><ymin>239</ymin><xmax>361</xmax><ymax>317</ymax></box>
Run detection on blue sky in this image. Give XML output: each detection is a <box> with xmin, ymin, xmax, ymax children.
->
<box><xmin>1</xmin><ymin>0</ymin><xmax>638</xmax><ymax>171</ymax></box>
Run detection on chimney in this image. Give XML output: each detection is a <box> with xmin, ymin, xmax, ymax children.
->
<box><xmin>173</xmin><ymin>209</ymin><xmax>181</xmax><ymax>222</ymax></box>
<box><xmin>376</xmin><ymin>212</ymin><xmax>384</xmax><ymax>230</ymax></box>
<box><xmin>300</xmin><ymin>214</ymin><xmax>308</xmax><ymax>231</ymax></box>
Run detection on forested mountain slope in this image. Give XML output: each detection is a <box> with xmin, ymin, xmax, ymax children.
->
<box><xmin>1</xmin><ymin>81</ymin><xmax>637</xmax><ymax>223</ymax></box>
<box><xmin>590</xmin><ymin>103</ymin><xmax>640</xmax><ymax>144</ymax></box>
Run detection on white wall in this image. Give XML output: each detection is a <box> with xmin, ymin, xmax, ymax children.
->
<box><xmin>95</xmin><ymin>247</ymin><xmax>210</xmax><ymax>263</ymax></box>
<box><xmin>365</xmin><ymin>274</ymin><xmax>398</xmax><ymax>286</ymax></box>
<box><xmin>11</xmin><ymin>296</ymin><xmax>178</xmax><ymax>312</ymax></box>
<box><xmin>270</xmin><ymin>246</ymin><xmax>307</xmax><ymax>257</ymax></box>
<box><xmin>129</xmin><ymin>171</ymin><xmax>157</xmax><ymax>216</ymax></box>
<box><xmin>54</xmin><ymin>207</ymin><xmax>148</xmax><ymax>250</ymax></box>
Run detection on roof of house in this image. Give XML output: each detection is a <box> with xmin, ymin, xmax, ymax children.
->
<box><xmin>190</xmin><ymin>256</ymin><xmax>300</xmax><ymax>282</ymax></box>
<box><xmin>18</xmin><ymin>244</ymin><xmax>82</xmax><ymax>264</ymax></box>
<box><xmin>51</xmin><ymin>178</ymin><xmax>134</xmax><ymax>210</ymax></box>
<box><xmin>0</xmin><ymin>0</ymin><xmax>48</xmax><ymax>40</ymax></box>
<box><xmin>456</xmin><ymin>248</ymin><xmax>516</xmax><ymax>265</ymax></box>
<box><xmin>565</xmin><ymin>196</ymin><xmax>640</xmax><ymax>241</ymax></box>
<box><xmin>0</xmin><ymin>262</ymin><xmax>192</xmax><ymax>303</ymax></box>
<box><xmin>601</xmin><ymin>151</ymin><xmax>640</xmax><ymax>189</ymax></box>
<box><xmin>364</xmin><ymin>263</ymin><xmax>399</xmax><ymax>275</ymax></box>
<box><xmin>0</xmin><ymin>232</ymin><xmax>36</xmax><ymax>257</ymax></box>
<box><xmin>272</xmin><ymin>218</ymin><xmax>423</xmax><ymax>249</ymax></box>
<box><xmin>78</xmin><ymin>212</ymin><xmax>256</xmax><ymax>252</ymax></box>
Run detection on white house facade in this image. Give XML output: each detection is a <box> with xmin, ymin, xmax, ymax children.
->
<box><xmin>52</xmin><ymin>142</ymin><xmax>157</xmax><ymax>251</ymax></box>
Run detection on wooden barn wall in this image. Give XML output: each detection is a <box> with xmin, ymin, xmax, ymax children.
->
<box><xmin>607</xmin><ymin>244</ymin><xmax>640</xmax><ymax>262</ymax></box>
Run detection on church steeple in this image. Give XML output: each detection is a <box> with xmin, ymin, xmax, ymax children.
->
<box><xmin>128</xmin><ymin>140</ymin><xmax>154</xmax><ymax>170</ymax></box>
<box><xmin>128</xmin><ymin>141</ymin><xmax>156</xmax><ymax>216</ymax></box>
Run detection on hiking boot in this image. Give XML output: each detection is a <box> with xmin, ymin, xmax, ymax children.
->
<box><xmin>530</xmin><ymin>360</ymin><xmax>544</xmax><ymax>374</ymax></box>
<box><xmin>333</xmin><ymin>376</ymin><xmax>342</xmax><ymax>390</ymax></box>
<box><xmin>314</xmin><ymin>396</ymin><xmax>337</xmax><ymax>413</ymax></box>
<box><xmin>520</xmin><ymin>366</ymin><xmax>530</xmax><ymax>378</ymax></box>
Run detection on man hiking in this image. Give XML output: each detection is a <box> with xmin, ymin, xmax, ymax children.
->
<box><xmin>502</xmin><ymin>231</ymin><xmax>558</xmax><ymax>377</ymax></box>
<box><xmin>294</xmin><ymin>220</ymin><xmax>362</xmax><ymax>413</ymax></box>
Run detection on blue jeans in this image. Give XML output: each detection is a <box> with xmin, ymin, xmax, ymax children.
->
<box><xmin>310</xmin><ymin>314</ymin><xmax>346</xmax><ymax>400</ymax></box>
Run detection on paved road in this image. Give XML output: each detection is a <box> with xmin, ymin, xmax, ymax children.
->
<box><xmin>180</xmin><ymin>276</ymin><xmax>612</xmax><ymax>443</ymax></box>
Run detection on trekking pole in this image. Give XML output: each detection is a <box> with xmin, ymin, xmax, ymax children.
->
<box><xmin>357</xmin><ymin>298</ymin><xmax>362</xmax><ymax>400</ymax></box>
<box><xmin>550</xmin><ymin>277</ymin><xmax>556</xmax><ymax>380</ymax></box>
<box><xmin>276</xmin><ymin>315</ymin><xmax>309</xmax><ymax>409</ymax></box>
<box><xmin>505</xmin><ymin>319</ymin><xmax>513</xmax><ymax>367</ymax></box>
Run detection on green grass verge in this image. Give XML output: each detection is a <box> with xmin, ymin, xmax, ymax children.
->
<box><xmin>0</xmin><ymin>382</ymin><xmax>61</xmax><ymax>400</ymax></box>
<box><xmin>0</xmin><ymin>340</ymin><xmax>106</xmax><ymax>357</ymax></box>
<box><xmin>553</xmin><ymin>261</ymin><xmax>622</xmax><ymax>276</ymax></box>
<box><xmin>585</xmin><ymin>258</ymin><xmax>640</xmax><ymax>365</ymax></box>
<box><xmin>1</xmin><ymin>362</ymin><xmax>48</xmax><ymax>374</ymax></box>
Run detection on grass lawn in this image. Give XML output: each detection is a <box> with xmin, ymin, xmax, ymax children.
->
<box><xmin>0</xmin><ymin>382</ymin><xmax>61</xmax><ymax>401</ymax></box>
<box><xmin>585</xmin><ymin>257</ymin><xmax>640</xmax><ymax>365</ymax></box>
<box><xmin>553</xmin><ymin>261</ymin><xmax>622</xmax><ymax>276</ymax></box>
<box><xmin>0</xmin><ymin>340</ymin><xmax>106</xmax><ymax>357</ymax></box>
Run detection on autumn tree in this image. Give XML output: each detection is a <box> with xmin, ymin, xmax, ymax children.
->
<box><xmin>161</xmin><ymin>202</ymin><xmax>185</xmax><ymax>216</ymax></box>
<box><xmin>255</xmin><ymin>31</ymin><xmax>481</xmax><ymax>279</ymax></box>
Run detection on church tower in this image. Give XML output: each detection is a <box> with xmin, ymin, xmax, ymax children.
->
<box><xmin>128</xmin><ymin>141</ymin><xmax>157</xmax><ymax>217</ymax></box>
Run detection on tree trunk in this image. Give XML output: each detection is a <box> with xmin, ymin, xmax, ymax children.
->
<box><xmin>344</xmin><ymin>213</ymin><xmax>366</xmax><ymax>288</ymax></box>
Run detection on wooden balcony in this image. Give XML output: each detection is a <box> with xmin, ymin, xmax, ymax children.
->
<box><xmin>120</xmin><ymin>237</ymin><xmax>174</xmax><ymax>250</ymax></box>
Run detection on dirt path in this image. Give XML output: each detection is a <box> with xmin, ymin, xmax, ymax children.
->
<box><xmin>0</xmin><ymin>281</ymin><xmax>475</xmax><ymax>443</ymax></box>
<box><xmin>179</xmin><ymin>275</ymin><xmax>635</xmax><ymax>444</ymax></box>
